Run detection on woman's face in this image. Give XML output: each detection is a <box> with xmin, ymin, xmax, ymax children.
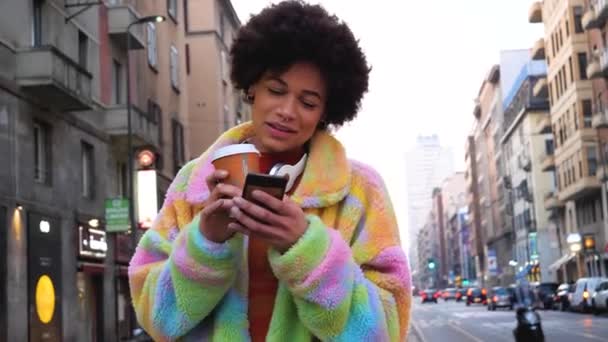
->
<box><xmin>249</xmin><ymin>62</ymin><xmax>326</xmax><ymax>153</ymax></box>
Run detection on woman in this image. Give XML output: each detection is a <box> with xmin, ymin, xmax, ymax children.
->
<box><xmin>129</xmin><ymin>1</ymin><xmax>411</xmax><ymax>341</ymax></box>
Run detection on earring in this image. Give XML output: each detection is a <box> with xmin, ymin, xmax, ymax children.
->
<box><xmin>244</xmin><ymin>91</ymin><xmax>254</xmax><ymax>103</ymax></box>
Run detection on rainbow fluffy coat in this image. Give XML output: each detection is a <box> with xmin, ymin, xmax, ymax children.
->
<box><xmin>129</xmin><ymin>122</ymin><xmax>412</xmax><ymax>341</ymax></box>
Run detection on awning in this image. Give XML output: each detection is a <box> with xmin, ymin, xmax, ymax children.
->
<box><xmin>548</xmin><ymin>253</ymin><xmax>575</xmax><ymax>271</ymax></box>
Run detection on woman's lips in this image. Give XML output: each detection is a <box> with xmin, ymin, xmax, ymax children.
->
<box><xmin>266</xmin><ymin>122</ymin><xmax>297</xmax><ymax>139</ymax></box>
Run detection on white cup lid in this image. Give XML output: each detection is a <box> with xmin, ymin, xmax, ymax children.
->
<box><xmin>211</xmin><ymin>144</ymin><xmax>260</xmax><ymax>161</ymax></box>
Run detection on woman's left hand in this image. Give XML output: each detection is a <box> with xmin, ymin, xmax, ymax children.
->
<box><xmin>228</xmin><ymin>190</ymin><xmax>308</xmax><ymax>253</ymax></box>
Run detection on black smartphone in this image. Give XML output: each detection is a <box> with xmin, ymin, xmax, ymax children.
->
<box><xmin>242</xmin><ymin>172</ymin><xmax>288</xmax><ymax>209</ymax></box>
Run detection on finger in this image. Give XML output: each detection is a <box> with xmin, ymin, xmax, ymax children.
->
<box><xmin>229</xmin><ymin>206</ymin><xmax>281</xmax><ymax>239</ymax></box>
<box><xmin>250</xmin><ymin>190</ymin><xmax>287</xmax><ymax>214</ymax></box>
<box><xmin>213</xmin><ymin>183</ymin><xmax>242</xmax><ymax>200</ymax></box>
<box><xmin>201</xmin><ymin>198</ymin><xmax>224</xmax><ymax>216</ymax></box>
<box><xmin>227</xmin><ymin>222</ymin><xmax>249</xmax><ymax>236</ymax></box>
<box><xmin>205</xmin><ymin>169</ymin><xmax>229</xmax><ymax>190</ymax></box>
<box><xmin>233</xmin><ymin>196</ymin><xmax>282</xmax><ymax>226</ymax></box>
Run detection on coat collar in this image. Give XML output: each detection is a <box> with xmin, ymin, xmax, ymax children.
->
<box><xmin>186</xmin><ymin>122</ymin><xmax>351</xmax><ymax>208</ymax></box>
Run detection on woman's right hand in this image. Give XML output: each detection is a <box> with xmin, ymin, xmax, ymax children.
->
<box><xmin>199</xmin><ymin>169</ymin><xmax>242</xmax><ymax>243</ymax></box>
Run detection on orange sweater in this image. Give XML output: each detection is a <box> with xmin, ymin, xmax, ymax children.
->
<box><xmin>248</xmin><ymin>150</ymin><xmax>304</xmax><ymax>341</ymax></box>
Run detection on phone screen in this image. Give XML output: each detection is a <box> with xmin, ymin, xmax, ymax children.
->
<box><xmin>242</xmin><ymin>173</ymin><xmax>288</xmax><ymax>209</ymax></box>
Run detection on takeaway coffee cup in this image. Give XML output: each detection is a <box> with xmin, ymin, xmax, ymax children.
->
<box><xmin>211</xmin><ymin>144</ymin><xmax>260</xmax><ymax>187</ymax></box>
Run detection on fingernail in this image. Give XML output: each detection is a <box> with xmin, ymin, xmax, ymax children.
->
<box><xmin>234</xmin><ymin>197</ymin><xmax>244</xmax><ymax>205</ymax></box>
<box><xmin>229</xmin><ymin>206</ymin><xmax>239</xmax><ymax>218</ymax></box>
<box><xmin>218</xmin><ymin>170</ymin><xmax>228</xmax><ymax>176</ymax></box>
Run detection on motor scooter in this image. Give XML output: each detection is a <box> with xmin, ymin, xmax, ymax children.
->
<box><xmin>513</xmin><ymin>306</ymin><xmax>545</xmax><ymax>342</ymax></box>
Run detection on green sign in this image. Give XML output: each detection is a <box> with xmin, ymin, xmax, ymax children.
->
<box><xmin>105</xmin><ymin>198</ymin><xmax>130</xmax><ymax>233</ymax></box>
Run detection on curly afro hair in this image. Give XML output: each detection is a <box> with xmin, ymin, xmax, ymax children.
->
<box><xmin>230</xmin><ymin>0</ymin><xmax>370</xmax><ymax>129</ymax></box>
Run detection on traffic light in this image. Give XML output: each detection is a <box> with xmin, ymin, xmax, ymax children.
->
<box><xmin>427</xmin><ymin>258</ymin><xmax>436</xmax><ymax>270</ymax></box>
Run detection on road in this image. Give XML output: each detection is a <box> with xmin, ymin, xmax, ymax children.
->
<box><xmin>409</xmin><ymin>299</ymin><xmax>608</xmax><ymax>342</ymax></box>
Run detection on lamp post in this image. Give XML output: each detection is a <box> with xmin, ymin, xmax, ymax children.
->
<box><xmin>126</xmin><ymin>15</ymin><xmax>165</xmax><ymax>248</ymax></box>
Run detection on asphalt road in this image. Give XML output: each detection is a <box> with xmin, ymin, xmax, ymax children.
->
<box><xmin>409</xmin><ymin>299</ymin><xmax>608</xmax><ymax>342</ymax></box>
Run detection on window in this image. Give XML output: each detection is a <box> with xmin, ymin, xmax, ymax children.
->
<box><xmin>112</xmin><ymin>59</ymin><xmax>122</xmax><ymax>104</ymax></box>
<box><xmin>81</xmin><ymin>141</ymin><xmax>94</xmax><ymax>198</ymax></box>
<box><xmin>574</xmin><ymin>6</ymin><xmax>584</xmax><ymax>33</ymax></box>
<box><xmin>574</xmin><ymin>103</ymin><xmax>579</xmax><ymax>130</ymax></box>
<box><xmin>220</xmin><ymin>50</ymin><xmax>228</xmax><ymax>82</ymax></box>
<box><xmin>78</xmin><ymin>30</ymin><xmax>88</xmax><ymax>69</ymax></box>
<box><xmin>569</xmin><ymin>57</ymin><xmax>574</xmax><ymax>83</ymax></box>
<box><xmin>565</xmin><ymin>20</ymin><xmax>570</xmax><ymax>37</ymax></box>
<box><xmin>559</xmin><ymin>28</ymin><xmax>563</xmax><ymax>47</ymax></box>
<box><xmin>185</xmin><ymin>44</ymin><xmax>190</xmax><ymax>75</ymax></box>
<box><xmin>578</xmin><ymin>53</ymin><xmax>588</xmax><ymax>80</ymax></box>
<box><xmin>588</xmin><ymin>146</ymin><xmax>598</xmax><ymax>176</ymax></box>
<box><xmin>148</xmin><ymin>100</ymin><xmax>164</xmax><ymax>169</ymax></box>
<box><xmin>33</xmin><ymin>0</ymin><xmax>43</xmax><ymax>46</ymax></box>
<box><xmin>545</xmin><ymin>139</ymin><xmax>555</xmax><ymax>155</ymax></box>
<box><xmin>167</xmin><ymin>0</ymin><xmax>177</xmax><ymax>22</ymax></box>
<box><xmin>583</xmin><ymin>100</ymin><xmax>593</xmax><ymax>128</ymax></box>
<box><xmin>170</xmin><ymin>45</ymin><xmax>179</xmax><ymax>90</ymax></box>
<box><xmin>147</xmin><ymin>23</ymin><xmax>158</xmax><ymax>69</ymax></box>
<box><xmin>551</xmin><ymin>34</ymin><xmax>556</xmax><ymax>57</ymax></box>
<box><xmin>33</xmin><ymin>122</ymin><xmax>50</xmax><ymax>184</ymax></box>
<box><xmin>172</xmin><ymin>118</ymin><xmax>185</xmax><ymax>174</ymax></box>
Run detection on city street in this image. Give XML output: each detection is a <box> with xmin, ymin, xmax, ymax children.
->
<box><xmin>409</xmin><ymin>300</ymin><xmax>608</xmax><ymax>342</ymax></box>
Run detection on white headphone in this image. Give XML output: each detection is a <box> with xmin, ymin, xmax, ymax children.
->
<box><xmin>269</xmin><ymin>153</ymin><xmax>308</xmax><ymax>192</ymax></box>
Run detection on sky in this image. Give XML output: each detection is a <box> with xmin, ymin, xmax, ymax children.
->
<box><xmin>230</xmin><ymin>0</ymin><xmax>544</xmax><ymax>249</ymax></box>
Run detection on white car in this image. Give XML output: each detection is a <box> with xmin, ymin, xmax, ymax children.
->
<box><xmin>592</xmin><ymin>279</ymin><xmax>608</xmax><ymax>314</ymax></box>
<box><xmin>570</xmin><ymin>277</ymin><xmax>606</xmax><ymax>313</ymax></box>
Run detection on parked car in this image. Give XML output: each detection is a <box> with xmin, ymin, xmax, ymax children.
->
<box><xmin>466</xmin><ymin>287</ymin><xmax>487</xmax><ymax>306</ymax></box>
<box><xmin>420</xmin><ymin>289</ymin><xmax>439</xmax><ymax>303</ymax></box>
<box><xmin>456</xmin><ymin>288</ymin><xmax>467</xmax><ymax>302</ymax></box>
<box><xmin>442</xmin><ymin>288</ymin><xmax>458</xmax><ymax>301</ymax></box>
<box><xmin>553</xmin><ymin>283</ymin><xmax>575</xmax><ymax>311</ymax></box>
<box><xmin>592</xmin><ymin>279</ymin><xmax>608</xmax><ymax>315</ymax></box>
<box><xmin>535</xmin><ymin>282</ymin><xmax>559</xmax><ymax>310</ymax></box>
<box><xmin>570</xmin><ymin>278</ymin><xmax>606</xmax><ymax>313</ymax></box>
<box><xmin>488</xmin><ymin>286</ymin><xmax>514</xmax><ymax>311</ymax></box>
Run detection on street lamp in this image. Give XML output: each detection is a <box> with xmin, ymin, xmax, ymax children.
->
<box><xmin>126</xmin><ymin>15</ymin><xmax>166</xmax><ymax>249</ymax></box>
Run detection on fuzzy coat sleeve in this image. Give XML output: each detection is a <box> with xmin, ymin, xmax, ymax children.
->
<box><xmin>268</xmin><ymin>163</ymin><xmax>412</xmax><ymax>341</ymax></box>
<box><xmin>128</xmin><ymin>162</ymin><xmax>243</xmax><ymax>341</ymax></box>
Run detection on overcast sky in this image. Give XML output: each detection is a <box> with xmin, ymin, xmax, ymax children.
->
<box><xmin>230</xmin><ymin>0</ymin><xmax>544</xmax><ymax>249</ymax></box>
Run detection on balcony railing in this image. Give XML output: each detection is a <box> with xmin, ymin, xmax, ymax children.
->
<box><xmin>558</xmin><ymin>176</ymin><xmax>601</xmax><ymax>202</ymax></box>
<box><xmin>105</xmin><ymin>105</ymin><xmax>160</xmax><ymax>147</ymax></box>
<box><xmin>587</xmin><ymin>54</ymin><xmax>603</xmax><ymax>79</ymax></box>
<box><xmin>583</xmin><ymin>5</ymin><xmax>599</xmax><ymax>30</ymax></box>
<box><xmin>533</xmin><ymin>77</ymin><xmax>548</xmax><ymax>98</ymax></box>
<box><xmin>503</xmin><ymin>77</ymin><xmax>549</xmax><ymax>132</ymax></box>
<box><xmin>16</xmin><ymin>45</ymin><xmax>92</xmax><ymax>111</ymax></box>
<box><xmin>529</xmin><ymin>2</ymin><xmax>543</xmax><ymax>23</ymax></box>
<box><xmin>531</xmin><ymin>38</ymin><xmax>545</xmax><ymax>60</ymax></box>
<box><xmin>592</xmin><ymin>105</ymin><xmax>608</xmax><ymax>128</ymax></box>
<box><xmin>107</xmin><ymin>5</ymin><xmax>145</xmax><ymax>49</ymax></box>
<box><xmin>535</xmin><ymin>115</ymin><xmax>552</xmax><ymax>134</ymax></box>
<box><xmin>595</xmin><ymin>0</ymin><xmax>608</xmax><ymax>28</ymax></box>
<box><xmin>540</xmin><ymin>154</ymin><xmax>555</xmax><ymax>172</ymax></box>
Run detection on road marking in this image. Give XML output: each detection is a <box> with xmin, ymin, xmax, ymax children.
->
<box><xmin>410</xmin><ymin>320</ymin><xmax>428</xmax><ymax>342</ymax></box>
<box><xmin>447</xmin><ymin>321</ymin><xmax>485</xmax><ymax>342</ymax></box>
<box><xmin>548</xmin><ymin>325</ymin><xmax>606</xmax><ymax>341</ymax></box>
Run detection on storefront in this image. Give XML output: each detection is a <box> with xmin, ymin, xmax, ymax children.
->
<box><xmin>27</xmin><ymin>212</ymin><xmax>62</xmax><ymax>342</ymax></box>
<box><xmin>76</xmin><ymin>222</ymin><xmax>107</xmax><ymax>342</ymax></box>
<box><xmin>115</xmin><ymin>234</ymin><xmax>135</xmax><ymax>340</ymax></box>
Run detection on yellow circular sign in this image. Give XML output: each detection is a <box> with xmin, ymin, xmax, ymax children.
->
<box><xmin>35</xmin><ymin>275</ymin><xmax>55</xmax><ymax>324</ymax></box>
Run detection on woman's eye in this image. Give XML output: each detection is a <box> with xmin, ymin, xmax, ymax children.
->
<box><xmin>268</xmin><ymin>88</ymin><xmax>284</xmax><ymax>95</ymax></box>
<box><xmin>301</xmin><ymin>101</ymin><xmax>317</xmax><ymax>109</ymax></box>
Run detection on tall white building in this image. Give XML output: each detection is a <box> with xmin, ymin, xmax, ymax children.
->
<box><xmin>406</xmin><ymin>135</ymin><xmax>454</xmax><ymax>273</ymax></box>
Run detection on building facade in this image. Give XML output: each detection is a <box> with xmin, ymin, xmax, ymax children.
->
<box><xmin>441</xmin><ymin>172</ymin><xmax>467</xmax><ymax>286</ymax></box>
<box><xmin>0</xmin><ymin>0</ymin><xmax>239</xmax><ymax>340</ymax></box>
<box><xmin>531</xmin><ymin>0</ymin><xmax>608</xmax><ymax>280</ymax></box>
<box><xmin>406</xmin><ymin>135</ymin><xmax>454</xmax><ymax>281</ymax></box>
<box><xmin>502</xmin><ymin>59</ymin><xmax>561</xmax><ymax>283</ymax></box>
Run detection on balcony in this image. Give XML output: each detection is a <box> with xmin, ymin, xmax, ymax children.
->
<box><xmin>531</xmin><ymin>38</ymin><xmax>545</xmax><ymax>60</ymax></box>
<box><xmin>597</xmin><ymin>167</ymin><xmax>608</xmax><ymax>182</ymax></box>
<box><xmin>583</xmin><ymin>6</ymin><xmax>599</xmax><ymax>30</ymax></box>
<box><xmin>541</xmin><ymin>154</ymin><xmax>555</xmax><ymax>172</ymax></box>
<box><xmin>107</xmin><ymin>5</ymin><xmax>145</xmax><ymax>49</ymax></box>
<box><xmin>558</xmin><ymin>176</ymin><xmax>601</xmax><ymax>202</ymax></box>
<box><xmin>592</xmin><ymin>106</ymin><xmax>608</xmax><ymax>128</ymax></box>
<box><xmin>595</xmin><ymin>0</ymin><xmax>608</xmax><ymax>28</ymax></box>
<box><xmin>533</xmin><ymin>77</ymin><xmax>548</xmax><ymax>98</ymax></box>
<box><xmin>544</xmin><ymin>192</ymin><xmax>564</xmax><ymax>210</ymax></box>
<box><xmin>529</xmin><ymin>2</ymin><xmax>543</xmax><ymax>23</ymax></box>
<box><xmin>15</xmin><ymin>46</ymin><xmax>92</xmax><ymax>111</ymax></box>
<box><xmin>535</xmin><ymin>115</ymin><xmax>552</xmax><ymax>134</ymax></box>
<box><xmin>105</xmin><ymin>105</ymin><xmax>160</xmax><ymax>147</ymax></box>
